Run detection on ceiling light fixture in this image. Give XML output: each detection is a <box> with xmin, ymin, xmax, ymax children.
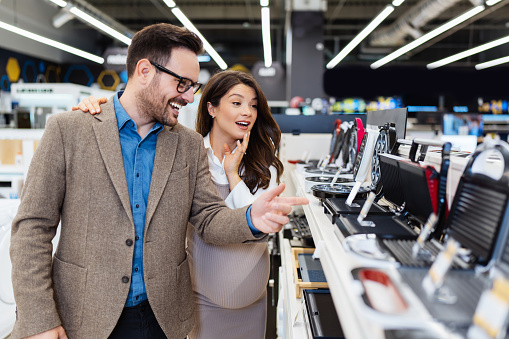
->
<box><xmin>327</xmin><ymin>5</ymin><xmax>394</xmax><ymax>69</ymax></box>
<box><xmin>261</xmin><ymin>7</ymin><xmax>272</xmax><ymax>67</ymax></box>
<box><xmin>486</xmin><ymin>0</ymin><xmax>502</xmax><ymax>5</ymax></box>
<box><xmin>0</xmin><ymin>20</ymin><xmax>104</xmax><ymax>63</ymax></box>
<box><xmin>170</xmin><ymin>7</ymin><xmax>228</xmax><ymax>70</ymax></box>
<box><xmin>391</xmin><ymin>0</ymin><xmax>405</xmax><ymax>6</ymax></box>
<box><xmin>371</xmin><ymin>5</ymin><xmax>485</xmax><ymax>69</ymax></box>
<box><xmin>163</xmin><ymin>0</ymin><xmax>176</xmax><ymax>7</ymax></box>
<box><xmin>69</xmin><ymin>7</ymin><xmax>131</xmax><ymax>45</ymax></box>
<box><xmin>260</xmin><ymin>0</ymin><xmax>269</xmax><ymax>6</ymax></box>
<box><xmin>49</xmin><ymin>0</ymin><xmax>67</xmax><ymax>7</ymax></box>
<box><xmin>427</xmin><ymin>35</ymin><xmax>509</xmax><ymax>69</ymax></box>
<box><xmin>475</xmin><ymin>55</ymin><xmax>509</xmax><ymax>70</ymax></box>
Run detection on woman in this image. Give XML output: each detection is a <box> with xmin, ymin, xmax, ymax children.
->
<box><xmin>73</xmin><ymin>70</ymin><xmax>284</xmax><ymax>338</ymax></box>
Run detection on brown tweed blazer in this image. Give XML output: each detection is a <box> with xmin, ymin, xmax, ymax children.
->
<box><xmin>10</xmin><ymin>98</ymin><xmax>264</xmax><ymax>339</ymax></box>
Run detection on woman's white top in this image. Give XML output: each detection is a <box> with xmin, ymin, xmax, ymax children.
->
<box><xmin>203</xmin><ymin>133</ymin><xmax>278</xmax><ymax>208</ymax></box>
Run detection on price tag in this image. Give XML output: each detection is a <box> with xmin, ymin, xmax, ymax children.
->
<box><xmin>412</xmin><ymin>213</ymin><xmax>437</xmax><ymax>258</ymax></box>
<box><xmin>468</xmin><ymin>277</ymin><xmax>509</xmax><ymax>339</ymax></box>
<box><xmin>422</xmin><ymin>239</ymin><xmax>459</xmax><ymax>297</ymax></box>
<box><xmin>316</xmin><ymin>155</ymin><xmax>326</xmax><ymax>168</ymax></box>
<box><xmin>330</xmin><ymin>168</ymin><xmax>343</xmax><ymax>185</ymax></box>
<box><xmin>357</xmin><ymin>192</ymin><xmax>375</xmax><ymax>223</ymax></box>
<box><xmin>319</xmin><ymin>155</ymin><xmax>331</xmax><ymax>171</ymax></box>
<box><xmin>346</xmin><ymin>181</ymin><xmax>362</xmax><ymax>207</ymax></box>
<box><xmin>301</xmin><ymin>149</ymin><xmax>310</xmax><ymax>162</ymax></box>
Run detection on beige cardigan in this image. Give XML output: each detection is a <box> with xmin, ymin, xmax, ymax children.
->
<box><xmin>10</xmin><ymin>98</ymin><xmax>265</xmax><ymax>339</ymax></box>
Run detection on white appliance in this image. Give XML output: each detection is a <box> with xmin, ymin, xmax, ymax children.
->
<box><xmin>0</xmin><ymin>174</ymin><xmax>24</xmax><ymax>199</ymax></box>
<box><xmin>10</xmin><ymin>83</ymin><xmax>114</xmax><ymax>129</ymax></box>
<box><xmin>0</xmin><ymin>199</ymin><xmax>60</xmax><ymax>338</ymax></box>
<box><xmin>0</xmin><ymin>199</ymin><xmax>20</xmax><ymax>339</ymax></box>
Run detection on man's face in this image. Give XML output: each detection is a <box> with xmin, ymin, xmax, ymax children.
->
<box><xmin>137</xmin><ymin>47</ymin><xmax>200</xmax><ymax>127</ymax></box>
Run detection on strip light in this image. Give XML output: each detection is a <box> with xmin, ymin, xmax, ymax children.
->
<box><xmin>49</xmin><ymin>0</ymin><xmax>67</xmax><ymax>7</ymax></box>
<box><xmin>69</xmin><ymin>7</ymin><xmax>131</xmax><ymax>45</ymax></box>
<box><xmin>427</xmin><ymin>35</ymin><xmax>509</xmax><ymax>69</ymax></box>
<box><xmin>261</xmin><ymin>7</ymin><xmax>272</xmax><ymax>67</ymax></box>
<box><xmin>475</xmin><ymin>56</ymin><xmax>509</xmax><ymax>70</ymax></box>
<box><xmin>0</xmin><ymin>20</ymin><xmax>104</xmax><ymax>63</ymax></box>
<box><xmin>371</xmin><ymin>5</ymin><xmax>485</xmax><ymax>69</ymax></box>
<box><xmin>170</xmin><ymin>7</ymin><xmax>227</xmax><ymax>70</ymax></box>
<box><xmin>326</xmin><ymin>5</ymin><xmax>394</xmax><ymax>69</ymax></box>
<box><xmin>486</xmin><ymin>0</ymin><xmax>502</xmax><ymax>5</ymax></box>
<box><xmin>163</xmin><ymin>0</ymin><xmax>176</xmax><ymax>7</ymax></box>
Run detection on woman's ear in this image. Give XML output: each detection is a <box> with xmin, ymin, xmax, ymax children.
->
<box><xmin>207</xmin><ymin>102</ymin><xmax>215</xmax><ymax>117</ymax></box>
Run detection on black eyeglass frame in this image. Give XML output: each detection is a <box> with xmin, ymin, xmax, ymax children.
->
<box><xmin>150</xmin><ymin>61</ymin><xmax>202</xmax><ymax>94</ymax></box>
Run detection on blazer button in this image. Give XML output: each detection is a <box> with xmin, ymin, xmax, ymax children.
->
<box><xmin>122</xmin><ymin>276</ymin><xmax>129</xmax><ymax>283</ymax></box>
<box><xmin>126</xmin><ymin>239</ymin><xmax>133</xmax><ymax>246</ymax></box>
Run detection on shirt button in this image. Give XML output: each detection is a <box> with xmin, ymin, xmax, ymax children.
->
<box><xmin>122</xmin><ymin>276</ymin><xmax>129</xmax><ymax>283</ymax></box>
<box><xmin>131</xmin><ymin>123</ymin><xmax>134</xmax><ymax>127</ymax></box>
<box><xmin>136</xmin><ymin>173</ymin><xmax>139</xmax><ymax>177</ymax></box>
<box><xmin>135</xmin><ymin>268</ymin><xmax>139</xmax><ymax>272</ymax></box>
<box><xmin>220</xmin><ymin>170</ymin><xmax>225</xmax><ymax>175</ymax></box>
<box><xmin>136</xmin><ymin>204</ymin><xmax>139</xmax><ymax>208</ymax></box>
<box><xmin>135</xmin><ymin>236</ymin><xmax>139</xmax><ymax>241</ymax></box>
<box><xmin>126</xmin><ymin>239</ymin><xmax>133</xmax><ymax>246</ymax></box>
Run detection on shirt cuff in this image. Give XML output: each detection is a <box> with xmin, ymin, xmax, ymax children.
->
<box><xmin>246</xmin><ymin>205</ymin><xmax>262</xmax><ymax>235</ymax></box>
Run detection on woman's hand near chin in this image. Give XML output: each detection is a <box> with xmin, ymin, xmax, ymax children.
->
<box><xmin>223</xmin><ymin>131</ymin><xmax>250</xmax><ymax>191</ymax></box>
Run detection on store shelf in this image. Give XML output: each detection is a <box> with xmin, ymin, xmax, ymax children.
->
<box><xmin>283</xmin><ymin>162</ymin><xmax>465</xmax><ymax>339</ymax></box>
<box><xmin>0</xmin><ymin>128</ymin><xmax>44</xmax><ymax>140</ymax></box>
<box><xmin>278</xmin><ymin>234</ymin><xmax>312</xmax><ymax>339</ymax></box>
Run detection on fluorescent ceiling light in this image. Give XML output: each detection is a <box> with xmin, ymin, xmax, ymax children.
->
<box><xmin>171</xmin><ymin>7</ymin><xmax>227</xmax><ymax>70</ymax></box>
<box><xmin>260</xmin><ymin>0</ymin><xmax>269</xmax><ymax>6</ymax></box>
<box><xmin>198</xmin><ymin>55</ymin><xmax>211</xmax><ymax>62</ymax></box>
<box><xmin>427</xmin><ymin>35</ymin><xmax>509</xmax><ymax>69</ymax></box>
<box><xmin>261</xmin><ymin>7</ymin><xmax>272</xmax><ymax>67</ymax></box>
<box><xmin>475</xmin><ymin>56</ymin><xmax>509</xmax><ymax>70</ymax></box>
<box><xmin>49</xmin><ymin>0</ymin><xmax>67</xmax><ymax>7</ymax></box>
<box><xmin>69</xmin><ymin>7</ymin><xmax>131</xmax><ymax>45</ymax></box>
<box><xmin>486</xmin><ymin>0</ymin><xmax>502</xmax><ymax>5</ymax></box>
<box><xmin>163</xmin><ymin>0</ymin><xmax>176</xmax><ymax>7</ymax></box>
<box><xmin>327</xmin><ymin>5</ymin><xmax>394</xmax><ymax>69</ymax></box>
<box><xmin>371</xmin><ymin>5</ymin><xmax>485</xmax><ymax>69</ymax></box>
<box><xmin>0</xmin><ymin>20</ymin><xmax>104</xmax><ymax>63</ymax></box>
<box><xmin>392</xmin><ymin>0</ymin><xmax>405</xmax><ymax>6</ymax></box>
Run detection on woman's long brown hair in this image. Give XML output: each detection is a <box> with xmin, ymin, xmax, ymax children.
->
<box><xmin>196</xmin><ymin>70</ymin><xmax>284</xmax><ymax>194</ymax></box>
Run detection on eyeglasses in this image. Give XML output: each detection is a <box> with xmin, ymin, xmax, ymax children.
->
<box><xmin>150</xmin><ymin>61</ymin><xmax>202</xmax><ymax>94</ymax></box>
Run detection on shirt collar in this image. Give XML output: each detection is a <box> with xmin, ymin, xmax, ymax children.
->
<box><xmin>203</xmin><ymin>133</ymin><xmax>212</xmax><ymax>149</ymax></box>
<box><xmin>203</xmin><ymin>133</ymin><xmax>239</xmax><ymax>154</ymax></box>
<box><xmin>113</xmin><ymin>91</ymin><xmax>164</xmax><ymax>134</ymax></box>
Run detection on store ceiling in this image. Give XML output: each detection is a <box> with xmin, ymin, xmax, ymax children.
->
<box><xmin>80</xmin><ymin>0</ymin><xmax>509</xmax><ymax>69</ymax></box>
<box><xmin>1</xmin><ymin>0</ymin><xmax>509</xmax><ymax>70</ymax></box>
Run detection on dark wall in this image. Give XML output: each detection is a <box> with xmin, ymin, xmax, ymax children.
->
<box><xmin>273</xmin><ymin>113</ymin><xmax>365</xmax><ymax>134</ymax></box>
<box><xmin>287</xmin><ymin>11</ymin><xmax>324</xmax><ymax>100</ymax></box>
<box><xmin>0</xmin><ymin>46</ymin><xmax>111</xmax><ymax>90</ymax></box>
<box><xmin>324</xmin><ymin>64</ymin><xmax>509</xmax><ymax>111</ymax></box>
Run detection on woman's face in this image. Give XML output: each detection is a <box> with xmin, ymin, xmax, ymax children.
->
<box><xmin>209</xmin><ymin>83</ymin><xmax>258</xmax><ymax>142</ymax></box>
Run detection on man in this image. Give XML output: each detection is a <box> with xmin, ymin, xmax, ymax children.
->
<box><xmin>10</xmin><ymin>23</ymin><xmax>307</xmax><ymax>339</ymax></box>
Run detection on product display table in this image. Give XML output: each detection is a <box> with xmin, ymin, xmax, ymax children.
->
<box><xmin>278</xmin><ymin>163</ymin><xmax>464</xmax><ymax>339</ymax></box>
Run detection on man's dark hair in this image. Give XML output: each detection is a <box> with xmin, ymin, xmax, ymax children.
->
<box><xmin>126</xmin><ymin>23</ymin><xmax>203</xmax><ymax>78</ymax></box>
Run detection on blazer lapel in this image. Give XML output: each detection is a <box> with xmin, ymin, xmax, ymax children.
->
<box><xmin>145</xmin><ymin>127</ymin><xmax>178</xmax><ymax>228</ymax></box>
<box><xmin>92</xmin><ymin>100</ymin><xmax>134</xmax><ymax>225</ymax></box>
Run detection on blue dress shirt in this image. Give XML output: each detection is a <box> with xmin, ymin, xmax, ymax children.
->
<box><xmin>113</xmin><ymin>92</ymin><xmax>163</xmax><ymax>307</ymax></box>
<box><xmin>113</xmin><ymin>92</ymin><xmax>260</xmax><ymax>306</ymax></box>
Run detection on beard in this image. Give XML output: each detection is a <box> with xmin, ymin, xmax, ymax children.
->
<box><xmin>136</xmin><ymin>76</ymin><xmax>185</xmax><ymax>127</ymax></box>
